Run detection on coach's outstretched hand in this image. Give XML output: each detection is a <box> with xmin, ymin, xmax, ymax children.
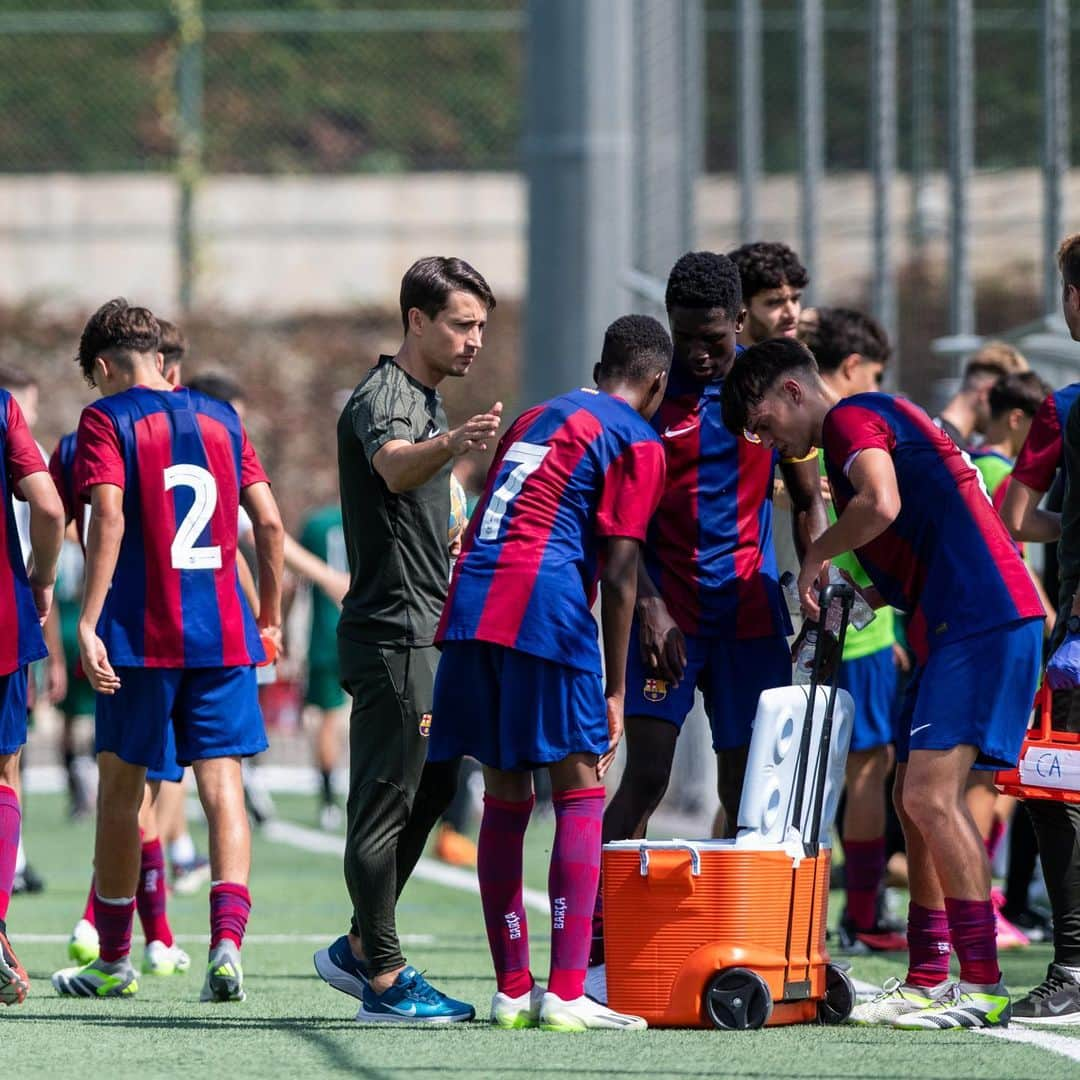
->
<box><xmin>1046</xmin><ymin>633</ymin><xmax>1080</xmax><ymax>690</ymax></box>
<box><xmin>448</xmin><ymin>401</ymin><xmax>503</xmax><ymax>455</ymax></box>
<box><xmin>78</xmin><ymin>620</ymin><xmax>121</xmax><ymax>695</ymax></box>
<box><xmin>637</xmin><ymin>596</ymin><xmax>686</xmax><ymax>686</ymax></box>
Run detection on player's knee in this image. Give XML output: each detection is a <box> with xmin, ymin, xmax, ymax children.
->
<box><xmin>625</xmin><ymin>754</ymin><xmax>673</xmax><ymax>810</ymax></box>
<box><xmin>900</xmin><ymin>779</ymin><xmax>951</xmax><ymax>831</ymax></box>
<box><xmin>0</xmin><ymin>751</ymin><xmax>19</xmax><ymax>788</ymax></box>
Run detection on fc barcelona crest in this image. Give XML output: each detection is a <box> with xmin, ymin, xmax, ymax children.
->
<box><xmin>644</xmin><ymin>678</ymin><xmax>668</xmax><ymax>702</ymax></box>
<box><xmin>419</xmin><ymin>713</ymin><xmax>432</xmax><ymax>737</ymax></box>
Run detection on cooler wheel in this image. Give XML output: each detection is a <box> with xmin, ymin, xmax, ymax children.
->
<box><xmin>703</xmin><ymin>968</ymin><xmax>773</xmax><ymax>1030</ymax></box>
<box><xmin>817</xmin><ymin>962</ymin><xmax>856</xmax><ymax>1024</ymax></box>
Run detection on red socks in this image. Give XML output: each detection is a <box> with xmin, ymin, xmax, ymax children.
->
<box><xmin>478</xmin><ymin>794</ymin><xmax>534</xmax><ymax>998</ymax></box>
<box><xmin>945</xmin><ymin>897</ymin><xmax>1000</xmax><ymax>986</ymax></box>
<box><xmin>0</xmin><ymin>785</ymin><xmax>20</xmax><ymax>922</ymax></box>
<box><xmin>210</xmin><ymin>882</ymin><xmax>252</xmax><ymax>949</ymax></box>
<box><xmin>94</xmin><ymin>893</ymin><xmax>135</xmax><ymax>963</ymax></box>
<box><xmin>136</xmin><ymin>839</ymin><xmax>174</xmax><ymax>947</ymax></box>
<box><xmin>843</xmin><ymin>836</ymin><xmax>886</xmax><ymax>931</ymax></box>
<box><xmin>81</xmin><ymin>878</ymin><xmax>97</xmax><ymax>926</ymax></box>
<box><xmin>905</xmin><ymin>902</ymin><xmax>951</xmax><ymax>988</ymax></box>
<box><xmin>548</xmin><ymin>787</ymin><xmax>605</xmax><ymax>1002</ymax></box>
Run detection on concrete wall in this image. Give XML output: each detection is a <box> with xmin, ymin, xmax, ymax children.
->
<box><xmin>0</xmin><ymin>168</ymin><xmax>1071</xmax><ymax>314</ymax></box>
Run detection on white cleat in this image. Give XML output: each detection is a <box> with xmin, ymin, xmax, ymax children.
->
<box><xmin>583</xmin><ymin>963</ymin><xmax>607</xmax><ymax>1005</ymax></box>
<box><xmin>848</xmin><ymin>977</ymin><xmax>951</xmax><ymax>1025</ymax></box>
<box><xmin>539</xmin><ymin>991</ymin><xmax>647</xmax><ymax>1032</ymax></box>
<box><xmin>142</xmin><ymin>940</ymin><xmax>192</xmax><ymax>976</ymax></box>
<box><xmin>67</xmin><ymin>919</ymin><xmax>100</xmax><ymax>965</ymax></box>
<box><xmin>491</xmin><ymin>981</ymin><xmax>546</xmax><ymax>1029</ymax></box>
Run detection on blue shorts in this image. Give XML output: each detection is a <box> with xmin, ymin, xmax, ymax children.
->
<box><xmin>429</xmin><ymin>641</ymin><xmax>608</xmax><ymax>771</ymax></box>
<box><xmin>839</xmin><ymin>645</ymin><xmax>898</xmax><ymax>753</ymax></box>
<box><xmin>146</xmin><ymin>722</ymin><xmax>184</xmax><ymax>784</ymax></box>
<box><xmin>0</xmin><ymin>667</ymin><xmax>28</xmax><ymax>756</ymax></box>
<box><xmin>895</xmin><ymin>619</ymin><xmax>1042</xmax><ymax>770</ymax></box>
<box><xmin>96</xmin><ymin>666</ymin><xmax>267</xmax><ymax>772</ymax></box>
<box><xmin>624</xmin><ymin>627</ymin><xmax>791</xmax><ymax>751</ymax></box>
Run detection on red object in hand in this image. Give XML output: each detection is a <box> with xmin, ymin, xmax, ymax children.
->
<box><xmin>257</xmin><ymin>632</ymin><xmax>278</xmax><ymax>667</ymax></box>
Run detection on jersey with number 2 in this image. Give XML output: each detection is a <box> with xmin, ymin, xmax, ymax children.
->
<box><xmin>73</xmin><ymin>386</ymin><xmax>268</xmax><ymax>668</ymax></box>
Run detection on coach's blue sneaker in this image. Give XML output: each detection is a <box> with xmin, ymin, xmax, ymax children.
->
<box><xmin>314</xmin><ymin>935</ymin><xmax>370</xmax><ymax>1000</ymax></box>
<box><xmin>356</xmin><ymin>966</ymin><xmax>475</xmax><ymax>1023</ymax></box>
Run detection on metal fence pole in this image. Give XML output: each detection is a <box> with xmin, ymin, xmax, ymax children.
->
<box><xmin>174</xmin><ymin>0</ymin><xmax>204</xmax><ymax>313</ymax></box>
<box><xmin>1042</xmin><ymin>0</ymin><xmax>1069</xmax><ymax>317</ymax></box>
<box><xmin>736</xmin><ymin>0</ymin><xmax>762</xmax><ymax>243</ymax></box>
<box><xmin>798</xmin><ymin>0</ymin><xmax>823</xmax><ymax>301</ymax></box>
<box><xmin>909</xmin><ymin>0</ymin><xmax>933</xmax><ymax>251</ymax></box>
<box><xmin>871</xmin><ymin>0</ymin><xmax>898</xmax><ymax>372</ymax></box>
<box><xmin>947</xmin><ymin>0</ymin><xmax>974</xmax><ymax>342</ymax></box>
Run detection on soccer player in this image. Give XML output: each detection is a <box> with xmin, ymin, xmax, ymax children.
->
<box><xmin>1001</xmin><ymin>231</ymin><xmax>1080</xmax><ymax>1023</ymax></box>
<box><xmin>0</xmin><ymin>390</ymin><xmax>64</xmax><ymax>1005</ymax></box>
<box><xmin>933</xmin><ymin>342</ymin><xmax>1029</xmax><ymax>449</ymax></box>
<box><xmin>721</xmin><ymin>337</ymin><xmax>1044</xmax><ymax>1030</ymax></box>
<box><xmin>430</xmin><ymin>314</ymin><xmax>668</xmax><ymax>1031</ymax></box>
<box><xmin>801</xmin><ymin>307</ymin><xmax>907</xmax><ymax>953</ymax></box>
<box><xmin>314</xmin><ymin>256</ymin><xmax>499</xmax><ymax>1023</ymax></box>
<box><xmin>728</xmin><ymin>241</ymin><xmax>807</xmax><ymax>347</ymax></box>
<box><xmin>51</xmin><ymin>299</ymin><xmax>284</xmax><ymax>1001</ymax></box>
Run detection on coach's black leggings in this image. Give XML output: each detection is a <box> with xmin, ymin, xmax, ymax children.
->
<box><xmin>340</xmin><ymin>643</ymin><xmax>459</xmax><ymax>976</ymax></box>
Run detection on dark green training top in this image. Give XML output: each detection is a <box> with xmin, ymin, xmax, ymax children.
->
<box><xmin>337</xmin><ymin>354</ymin><xmax>451</xmax><ymax>648</ymax></box>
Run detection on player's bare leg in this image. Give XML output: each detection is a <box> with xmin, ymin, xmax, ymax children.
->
<box><xmin>157</xmin><ymin>774</ymin><xmax>209</xmax><ymax>894</ymax></box>
<box><xmin>0</xmin><ymin>750</ymin><xmax>28</xmax><ymax>1005</ymax></box>
<box><xmin>965</xmin><ymin>775</ymin><xmax>1027</xmax><ymax>948</ymax></box>
<box><xmin>714</xmin><ymin>746</ymin><xmax>749</xmax><ymax>839</ymax></box>
<box><xmin>601</xmin><ymin>716</ymin><xmax>677</xmax><ymax>842</ymax></box>
<box><xmin>314</xmin><ymin>704</ymin><xmax>346</xmax><ymax>830</ymax></box>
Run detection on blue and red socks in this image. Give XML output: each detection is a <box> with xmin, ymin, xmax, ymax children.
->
<box><xmin>905</xmin><ymin>902</ymin><xmax>951</xmax><ymax>988</ymax></box>
<box><xmin>0</xmin><ymin>785</ymin><xmax>20</xmax><ymax>922</ymax></box>
<box><xmin>945</xmin><ymin>896</ymin><xmax>1000</xmax><ymax>986</ymax></box>
<box><xmin>478</xmin><ymin>793</ymin><xmax>534</xmax><ymax>998</ymax></box>
<box><xmin>94</xmin><ymin>893</ymin><xmax>136</xmax><ymax>964</ymax></box>
<box><xmin>136</xmin><ymin>838</ymin><xmax>174</xmax><ymax>947</ymax></box>
<box><xmin>844</xmin><ymin>836</ymin><xmax>887</xmax><ymax>931</ymax></box>
<box><xmin>210</xmin><ymin>882</ymin><xmax>252</xmax><ymax>949</ymax></box>
<box><xmin>548</xmin><ymin>786</ymin><xmax>605</xmax><ymax>1002</ymax></box>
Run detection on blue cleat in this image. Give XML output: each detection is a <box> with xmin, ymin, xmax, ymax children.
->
<box><xmin>356</xmin><ymin>966</ymin><xmax>474</xmax><ymax>1024</ymax></box>
<box><xmin>314</xmin><ymin>935</ymin><xmax>371</xmax><ymax>1001</ymax></box>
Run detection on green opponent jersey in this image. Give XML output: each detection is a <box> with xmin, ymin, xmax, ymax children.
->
<box><xmin>300</xmin><ymin>504</ymin><xmax>346</xmax><ymax>670</ymax></box>
<box><xmin>971</xmin><ymin>449</ymin><xmax>1013</xmax><ymax>501</ymax></box>
<box><xmin>818</xmin><ymin>450</ymin><xmax>895</xmax><ymax>660</ymax></box>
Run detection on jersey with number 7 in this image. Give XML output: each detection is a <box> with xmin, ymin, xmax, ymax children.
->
<box><xmin>73</xmin><ymin>385</ymin><xmax>268</xmax><ymax>668</ymax></box>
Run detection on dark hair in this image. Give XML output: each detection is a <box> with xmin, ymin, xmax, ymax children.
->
<box><xmin>1058</xmin><ymin>233</ymin><xmax>1080</xmax><ymax>290</ymax></box>
<box><xmin>76</xmin><ymin>298</ymin><xmax>160</xmax><ymax>387</ymax></box>
<box><xmin>187</xmin><ymin>372</ymin><xmax>245</xmax><ymax>404</ymax></box>
<box><xmin>0</xmin><ymin>365</ymin><xmax>36</xmax><ymax>392</ymax></box>
<box><xmin>727</xmin><ymin>241</ymin><xmax>809</xmax><ymax>301</ymax></box>
<box><xmin>399</xmin><ymin>256</ymin><xmax>495</xmax><ymax>333</ymax></box>
<box><xmin>599</xmin><ymin>315</ymin><xmax>672</xmax><ymax>382</ymax></box>
<box><xmin>720</xmin><ymin>337</ymin><xmax>818</xmax><ymax>436</ymax></box>
<box><xmin>988</xmin><ymin>371</ymin><xmax>1051</xmax><ymax>420</ymax></box>
<box><xmin>804</xmin><ymin>307</ymin><xmax>890</xmax><ymax>374</ymax></box>
<box><xmin>664</xmin><ymin>251</ymin><xmax>743</xmax><ymax>319</ymax></box>
<box><xmin>158</xmin><ymin>318</ymin><xmax>186</xmax><ymax>365</ymax></box>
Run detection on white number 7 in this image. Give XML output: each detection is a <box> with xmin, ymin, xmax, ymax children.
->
<box><xmin>479</xmin><ymin>441</ymin><xmax>549</xmax><ymax>541</ymax></box>
<box><xmin>164</xmin><ymin>464</ymin><xmax>223</xmax><ymax>570</ymax></box>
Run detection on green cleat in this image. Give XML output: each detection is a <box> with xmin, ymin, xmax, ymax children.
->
<box><xmin>200</xmin><ymin>940</ymin><xmax>245</xmax><ymax>1002</ymax></box>
<box><xmin>52</xmin><ymin>957</ymin><xmax>138</xmax><ymax>998</ymax></box>
<box><xmin>893</xmin><ymin>981</ymin><xmax>1011</xmax><ymax>1030</ymax></box>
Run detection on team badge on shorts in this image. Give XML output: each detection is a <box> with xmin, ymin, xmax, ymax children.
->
<box><xmin>419</xmin><ymin>713</ymin><xmax>432</xmax><ymax>737</ymax></box>
<box><xmin>644</xmin><ymin>678</ymin><xmax>668</xmax><ymax>703</ymax></box>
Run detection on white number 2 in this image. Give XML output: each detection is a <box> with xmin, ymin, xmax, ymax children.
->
<box><xmin>164</xmin><ymin>464</ymin><xmax>223</xmax><ymax>570</ymax></box>
<box><xmin>479</xmin><ymin>441</ymin><xmax>549</xmax><ymax>541</ymax></box>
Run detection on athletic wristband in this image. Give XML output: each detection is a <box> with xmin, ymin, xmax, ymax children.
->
<box><xmin>781</xmin><ymin>448</ymin><xmax>819</xmax><ymax>464</ymax></box>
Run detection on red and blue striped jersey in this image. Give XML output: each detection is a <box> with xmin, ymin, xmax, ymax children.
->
<box><xmin>49</xmin><ymin>430</ymin><xmax>79</xmax><ymax>529</ymax></box>
<box><xmin>645</xmin><ymin>364</ymin><xmax>791</xmax><ymax>640</ymax></box>
<box><xmin>1011</xmin><ymin>383</ymin><xmax>1080</xmax><ymax>493</ymax></box>
<box><xmin>822</xmin><ymin>393</ymin><xmax>1043</xmax><ymax>663</ymax></box>
<box><xmin>74</xmin><ymin>386</ymin><xmax>269</xmax><ymax>669</ymax></box>
<box><xmin>0</xmin><ymin>391</ymin><xmax>50</xmax><ymax>676</ymax></box>
<box><xmin>437</xmin><ymin>388</ymin><xmax>666</xmax><ymax>674</ymax></box>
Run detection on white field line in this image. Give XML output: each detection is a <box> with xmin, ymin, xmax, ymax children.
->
<box><xmin>973</xmin><ymin>1024</ymin><xmax>1080</xmax><ymax>1063</ymax></box>
<box><xmin>262</xmin><ymin>818</ymin><xmax>551</xmax><ymax>915</ymax></box>
<box><xmin>18</xmin><ymin>933</ymin><xmax>437</xmax><ymax>946</ymax></box>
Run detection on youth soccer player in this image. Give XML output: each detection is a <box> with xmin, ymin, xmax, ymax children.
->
<box><xmin>51</xmin><ymin>299</ymin><xmax>284</xmax><ymax>1002</ymax></box>
<box><xmin>0</xmin><ymin>391</ymin><xmax>64</xmax><ymax>1005</ymax></box>
<box><xmin>430</xmin><ymin>314</ymin><xmax>669</xmax><ymax>1031</ymax></box>
<box><xmin>722</xmin><ymin>337</ymin><xmax>1044</xmax><ymax>1030</ymax></box>
<box><xmin>801</xmin><ymin>307</ymin><xmax>907</xmax><ymax>953</ymax></box>
<box><xmin>728</xmin><ymin>241</ymin><xmax>807</xmax><ymax>346</ymax></box>
<box><xmin>933</xmin><ymin>342</ymin><xmax>1029</xmax><ymax>449</ymax></box>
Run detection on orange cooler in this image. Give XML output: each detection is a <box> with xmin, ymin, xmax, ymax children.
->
<box><xmin>996</xmin><ymin>684</ymin><xmax>1080</xmax><ymax>803</ymax></box>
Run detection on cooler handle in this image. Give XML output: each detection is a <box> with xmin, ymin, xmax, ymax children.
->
<box><xmin>638</xmin><ymin>842</ymin><xmax>702</xmax><ymax>877</ymax></box>
<box><xmin>1031</xmin><ymin>683</ymin><xmax>1053</xmax><ymax>742</ymax></box>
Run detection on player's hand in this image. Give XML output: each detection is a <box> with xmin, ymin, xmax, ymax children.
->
<box><xmin>797</xmin><ymin>551</ymin><xmax>827</xmax><ymax>620</ymax></box>
<box><xmin>78</xmin><ymin>622</ymin><xmax>120</xmax><ymax>694</ymax></box>
<box><xmin>598</xmin><ymin>692</ymin><xmax>624</xmax><ymax>780</ymax></box>
<box><xmin>1046</xmin><ymin>633</ymin><xmax>1080</xmax><ymax>690</ymax></box>
<box><xmin>46</xmin><ymin>653</ymin><xmax>68</xmax><ymax>704</ymax></box>
<box><xmin>259</xmin><ymin>623</ymin><xmax>284</xmax><ymax>660</ymax></box>
<box><xmin>448</xmin><ymin>402</ymin><xmax>503</xmax><ymax>456</ymax></box>
<box><xmin>637</xmin><ymin>596</ymin><xmax>686</xmax><ymax>686</ymax></box>
<box><xmin>30</xmin><ymin>578</ymin><xmax>54</xmax><ymax>626</ymax></box>
<box><xmin>892</xmin><ymin>641</ymin><xmax>912</xmax><ymax>673</ymax></box>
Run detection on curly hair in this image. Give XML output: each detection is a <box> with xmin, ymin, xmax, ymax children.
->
<box><xmin>599</xmin><ymin>314</ymin><xmax>672</xmax><ymax>381</ymax></box>
<box><xmin>157</xmin><ymin>318</ymin><xmax>186</xmax><ymax>366</ymax></box>
<box><xmin>76</xmin><ymin>298</ymin><xmax>160</xmax><ymax>388</ymax></box>
<box><xmin>727</xmin><ymin>241</ymin><xmax>809</xmax><ymax>301</ymax></box>
<box><xmin>664</xmin><ymin>251</ymin><xmax>743</xmax><ymax>319</ymax></box>
<box><xmin>803</xmin><ymin>307</ymin><xmax>890</xmax><ymax>374</ymax></box>
<box><xmin>720</xmin><ymin>337</ymin><xmax>818</xmax><ymax>436</ymax></box>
